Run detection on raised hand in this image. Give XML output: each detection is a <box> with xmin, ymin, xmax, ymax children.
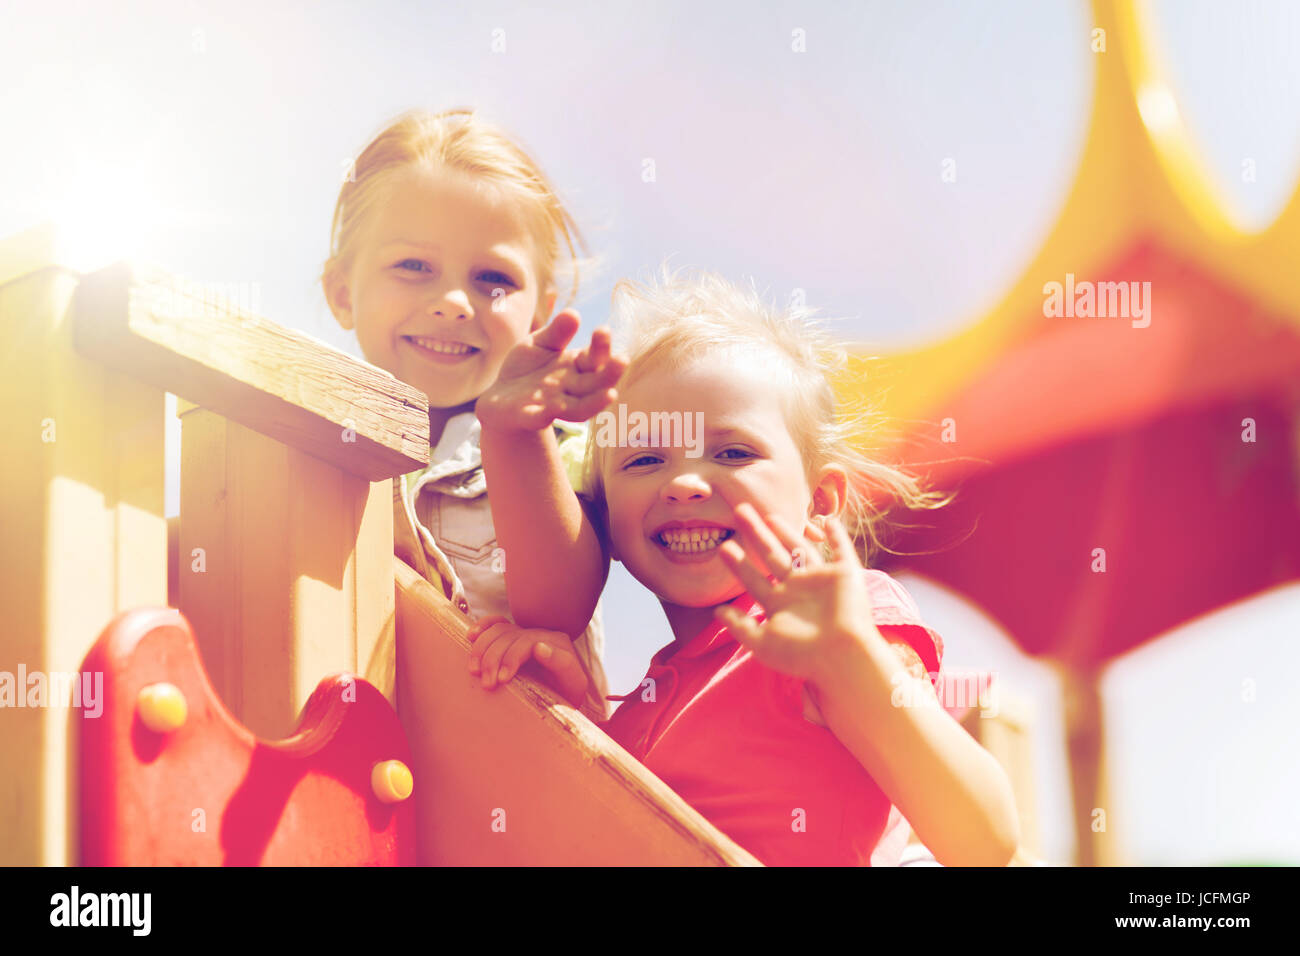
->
<box><xmin>476</xmin><ymin>309</ymin><xmax>627</xmax><ymax>433</ymax></box>
<box><xmin>714</xmin><ymin>503</ymin><xmax>881</xmax><ymax>686</ymax></box>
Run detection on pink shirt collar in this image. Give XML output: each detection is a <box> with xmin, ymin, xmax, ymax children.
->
<box><xmin>654</xmin><ymin>590</ymin><xmax>766</xmax><ymax>664</ymax></box>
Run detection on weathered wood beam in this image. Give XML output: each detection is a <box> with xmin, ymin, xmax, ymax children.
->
<box><xmin>74</xmin><ymin>261</ymin><xmax>429</xmax><ymax>481</ymax></box>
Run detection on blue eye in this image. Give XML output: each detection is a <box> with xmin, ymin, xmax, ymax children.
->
<box><xmin>396</xmin><ymin>259</ymin><xmax>429</xmax><ymax>273</ymax></box>
<box><xmin>478</xmin><ymin>270</ymin><xmax>516</xmax><ymax>287</ymax></box>
<box><xmin>718</xmin><ymin>448</ymin><xmax>755</xmax><ymax>461</ymax></box>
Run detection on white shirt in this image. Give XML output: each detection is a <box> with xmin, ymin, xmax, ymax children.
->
<box><xmin>393</xmin><ymin>411</ymin><xmax>610</xmax><ymax>720</ymax></box>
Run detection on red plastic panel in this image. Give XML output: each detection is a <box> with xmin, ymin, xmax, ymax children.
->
<box><xmin>78</xmin><ymin>607</ymin><xmax>415</xmax><ymax>865</ymax></box>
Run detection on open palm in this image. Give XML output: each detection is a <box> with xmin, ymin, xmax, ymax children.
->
<box><xmin>476</xmin><ymin>310</ymin><xmax>626</xmax><ymax>432</ymax></box>
<box><xmin>716</xmin><ymin>503</ymin><xmax>880</xmax><ymax>685</ymax></box>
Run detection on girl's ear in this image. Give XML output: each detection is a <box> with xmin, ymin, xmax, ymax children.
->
<box><xmin>809</xmin><ymin>465</ymin><xmax>849</xmax><ymax>524</ymax></box>
<box><xmin>322</xmin><ymin>263</ymin><xmax>354</xmax><ymax>332</ymax></box>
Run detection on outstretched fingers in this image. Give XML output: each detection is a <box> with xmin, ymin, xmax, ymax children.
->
<box><xmin>718</xmin><ymin>535</ymin><xmax>774</xmax><ymax>606</ymax></box>
<box><xmin>574</xmin><ymin>326</ymin><xmax>613</xmax><ymax>374</ymax></box>
<box><xmin>824</xmin><ymin>513</ymin><xmax>859</xmax><ymax>567</ymax></box>
<box><xmin>561</xmin><ymin>355</ymin><xmax>627</xmax><ymax>398</ymax></box>
<box><xmin>716</xmin><ymin>603</ymin><xmax>764</xmax><ymax>653</ymax></box>
<box><xmin>730</xmin><ymin>502</ymin><xmax>796</xmax><ymax>581</ymax></box>
<box><xmin>554</xmin><ymin>387</ymin><xmax>620</xmax><ymax>423</ymax></box>
<box><xmin>551</xmin><ymin>354</ymin><xmax>626</xmax><ymax>421</ymax></box>
<box><xmin>531</xmin><ymin>310</ymin><xmax>581</xmax><ymax>352</ymax></box>
<box><xmin>764</xmin><ymin>511</ymin><xmax>824</xmax><ymax>571</ymax></box>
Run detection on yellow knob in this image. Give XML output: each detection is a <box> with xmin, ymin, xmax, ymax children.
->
<box><xmin>137</xmin><ymin>683</ymin><xmax>187</xmax><ymax>733</ymax></box>
<box><xmin>371</xmin><ymin>760</ymin><xmax>413</xmax><ymax>804</ymax></box>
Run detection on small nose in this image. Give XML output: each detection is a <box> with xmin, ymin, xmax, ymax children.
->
<box><xmin>428</xmin><ymin>284</ymin><xmax>473</xmax><ymax>320</ymax></box>
<box><xmin>661</xmin><ymin>470</ymin><xmax>711</xmax><ymax>504</ymax></box>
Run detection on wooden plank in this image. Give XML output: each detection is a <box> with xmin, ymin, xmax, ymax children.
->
<box><xmin>394</xmin><ymin>557</ymin><xmax>760</xmax><ymax>866</ymax></box>
<box><xmin>167</xmin><ymin>514</ymin><xmax>180</xmax><ymax>608</ymax></box>
<box><xmin>178</xmin><ymin>406</ymin><xmax>396</xmax><ymax>739</ymax></box>
<box><xmin>0</xmin><ymin>264</ymin><xmax>167</xmax><ymax>865</ymax></box>
<box><xmin>354</xmin><ymin>478</ymin><xmax>397</xmax><ymax>708</ymax></box>
<box><xmin>961</xmin><ymin>685</ymin><xmax>1042</xmax><ymax>862</ymax></box>
<box><xmin>74</xmin><ymin>261</ymin><xmax>429</xmax><ymax>481</ymax></box>
<box><xmin>1061</xmin><ymin>665</ymin><xmax>1125</xmax><ymax>866</ymax></box>
<box><xmin>177</xmin><ymin>408</ymin><xmax>243</xmax><ymax>723</ymax></box>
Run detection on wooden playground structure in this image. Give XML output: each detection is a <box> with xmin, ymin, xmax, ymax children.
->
<box><xmin>0</xmin><ymin>227</ymin><xmax>1041</xmax><ymax>866</ymax></box>
<box><xmin>26</xmin><ymin>0</ymin><xmax>1297</xmax><ymax>867</ymax></box>
<box><xmin>0</xmin><ymin>232</ymin><xmax>781</xmax><ymax>865</ymax></box>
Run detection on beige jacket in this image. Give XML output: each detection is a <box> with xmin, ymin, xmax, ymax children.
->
<box><xmin>390</xmin><ymin>411</ymin><xmax>610</xmax><ymax>721</ymax></box>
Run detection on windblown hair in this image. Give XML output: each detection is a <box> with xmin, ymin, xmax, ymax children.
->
<box><xmin>323</xmin><ymin>108</ymin><xmax>585</xmax><ymax>305</ymax></box>
<box><xmin>583</xmin><ymin>268</ymin><xmax>954</xmax><ymax>566</ymax></box>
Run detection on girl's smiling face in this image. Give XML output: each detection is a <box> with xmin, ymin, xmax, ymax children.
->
<box><xmin>602</xmin><ymin>349</ymin><xmax>843</xmax><ymax>632</ymax></box>
<box><xmin>325</xmin><ymin>163</ymin><xmax>551</xmax><ymax>411</ymax></box>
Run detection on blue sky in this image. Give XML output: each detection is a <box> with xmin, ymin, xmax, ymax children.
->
<box><xmin>3</xmin><ymin>0</ymin><xmax>1298</xmax><ymax>864</ymax></box>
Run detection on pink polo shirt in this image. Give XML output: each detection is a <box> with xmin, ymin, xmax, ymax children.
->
<box><xmin>602</xmin><ymin>569</ymin><xmax>944</xmax><ymax>867</ymax></box>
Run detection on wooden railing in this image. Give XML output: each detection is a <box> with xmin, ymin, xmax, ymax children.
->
<box><xmin>395</xmin><ymin>559</ymin><xmax>758</xmax><ymax>865</ymax></box>
<box><xmin>0</xmin><ymin>223</ymin><xmax>756</xmax><ymax>866</ymax></box>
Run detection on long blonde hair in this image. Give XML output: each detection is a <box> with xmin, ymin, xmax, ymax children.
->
<box><xmin>323</xmin><ymin>108</ymin><xmax>585</xmax><ymax>304</ymax></box>
<box><xmin>583</xmin><ymin>268</ymin><xmax>954</xmax><ymax>566</ymax></box>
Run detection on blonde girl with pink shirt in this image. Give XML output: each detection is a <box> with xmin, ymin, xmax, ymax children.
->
<box><xmin>470</xmin><ymin>269</ymin><xmax>1020</xmax><ymax>865</ymax></box>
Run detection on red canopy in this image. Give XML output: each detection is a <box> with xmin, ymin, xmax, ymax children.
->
<box><xmin>872</xmin><ymin>239</ymin><xmax>1300</xmax><ymax>667</ymax></box>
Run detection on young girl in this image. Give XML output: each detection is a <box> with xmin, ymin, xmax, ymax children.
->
<box><xmin>469</xmin><ymin>269</ymin><xmax>1020</xmax><ymax>866</ymax></box>
<box><xmin>320</xmin><ymin>109</ymin><xmax>620</xmax><ymax>720</ymax></box>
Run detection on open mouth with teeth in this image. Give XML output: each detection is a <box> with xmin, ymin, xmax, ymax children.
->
<box><xmin>654</xmin><ymin>527</ymin><xmax>736</xmax><ymax>554</ymax></box>
<box><xmin>403</xmin><ymin>335</ymin><xmax>481</xmax><ymax>357</ymax></box>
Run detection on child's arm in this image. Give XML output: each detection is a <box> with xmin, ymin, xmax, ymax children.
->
<box><xmin>477</xmin><ymin>311</ymin><xmax>626</xmax><ymax>639</ymax></box>
<box><xmin>716</xmin><ymin>505</ymin><xmax>1020</xmax><ymax>868</ymax></box>
<box><xmin>804</xmin><ymin>628</ymin><xmax>1018</xmax><ymax>867</ymax></box>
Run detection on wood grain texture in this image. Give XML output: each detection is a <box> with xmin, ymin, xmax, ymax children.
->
<box><xmin>394</xmin><ymin>557</ymin><xmax>760</xmax><ymax>866</ymax></box>
<box><xmin>74</xmin><ymin>261</ymin><xmax>429</xmax><ymax>481</ymax></box>
<box><xmin>0</xmin><ymin>266</ymin><xmax>167</xmax><ymax>865</ymax></box>
<box><xmin>178</xmin><ymin>406</ymin><xmax>397</xmax><ymax>739</ymax></box>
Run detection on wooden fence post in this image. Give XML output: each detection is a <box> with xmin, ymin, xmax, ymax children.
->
<box><xmin>0</xmin><ymin>226</ymin><xmax>167</xmax><ymax>865</ymax></box>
